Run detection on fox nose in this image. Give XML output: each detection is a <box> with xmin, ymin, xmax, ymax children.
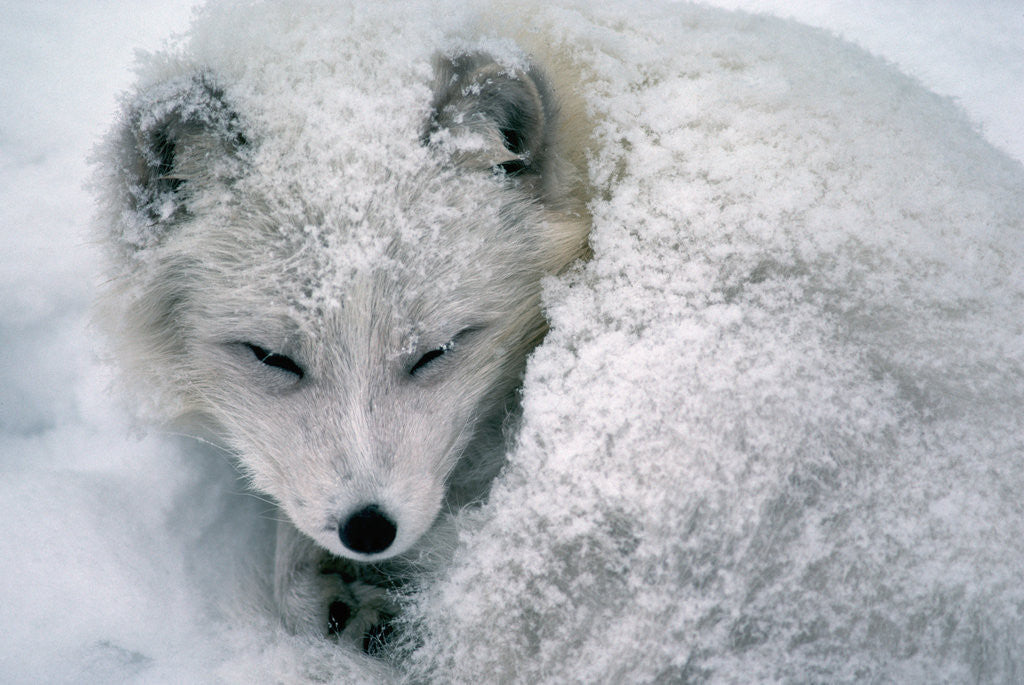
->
<box><xmin>339</xmin><ymin>504</ymin><xmax>397</xmax><ymax>555</ymax></box>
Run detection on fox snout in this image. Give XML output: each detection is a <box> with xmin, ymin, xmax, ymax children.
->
<box><xmin>339</xmin><ymin>504</ymin><xmax>398</xmax><ymax>555</ymax></box>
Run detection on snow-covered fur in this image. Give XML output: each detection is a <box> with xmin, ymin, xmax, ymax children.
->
<box><xmin>93</xmin><ymin>1</ymin><xmax>1024</xmax><ymax>681</ymax></box>
<box><xmin>95</xmin><ymin>4</ymin><xmax>589</xmax><ymax>645</ymax></box>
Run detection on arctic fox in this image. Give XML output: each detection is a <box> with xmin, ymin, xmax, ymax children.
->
<box><xmin>97</xmin><ymin>44</ymin><xmax>589</xmax><ymax>647</ymax></box>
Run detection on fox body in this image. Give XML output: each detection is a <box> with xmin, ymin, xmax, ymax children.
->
<box><xmin>96</xmin><ymin>6</ymin><xmax>589</xmax><ymax>645</ymax></box>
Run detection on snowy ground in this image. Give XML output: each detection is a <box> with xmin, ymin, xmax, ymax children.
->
<box><xmin>2</xmin><ymin>1</ymin><xmax>1022</xmax><ymax>683</ymax></box>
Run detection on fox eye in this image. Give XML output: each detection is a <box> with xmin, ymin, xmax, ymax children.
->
<box><xmin>408</xmin><ymin>327</ymin><xmax>480</xmax><ymax>377</ymax></box>
<box><xmin>245</xmin><ymin>343</ymin><xmax>305</xmax><ymax>379</ymax></box>
<box><xmin>409</xmin><ymin>342</ymin><xmax>452</xmax><ymax>376</ymax></box>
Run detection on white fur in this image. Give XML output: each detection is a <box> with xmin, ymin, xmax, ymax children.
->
<box><xmin>95</xmin><ymin>3</ymin><xmax>590</xmax><ymax>645</ymax></box>
<box><xmin>86</xmin><ymin>1</ymin><xmax>1024</xmax><ymax>678</ymax></box>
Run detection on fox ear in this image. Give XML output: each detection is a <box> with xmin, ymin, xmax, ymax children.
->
<box><xmin>426</xmin><ymin>53</ymin><xmax>555</xmax><ymax>180</ymax></box>
<box><xmin>115</xmin><ymin>73</ymin><xmax>246</xmax><ymax>237</ymax></box>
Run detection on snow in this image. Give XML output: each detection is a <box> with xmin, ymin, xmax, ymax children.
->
<box><xmin>2</xmin><ymin>1</ymin><xmax>1023</xmax><ymax>682</ymax></box>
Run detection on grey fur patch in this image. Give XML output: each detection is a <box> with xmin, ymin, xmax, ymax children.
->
<box><xmin>426</xmin><ymin>52</ymin><xmax>561</xmax><ymax>200</ymax></box>
<box><xmin>118</xmin><ymin>73</ymin><xmax>247</xmax><ymax>240</ymax></box>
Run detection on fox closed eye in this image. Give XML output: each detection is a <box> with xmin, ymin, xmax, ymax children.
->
<box><xmin>245</xmin><ymin>342</ymin><xmax>305</xmax><ymax>379</ymax></box>
<box><xmin>408</xmin><ymin>327</ymin><xmax>480</xmax><ymax>377</ymax></box>
<box><xmin>409</xmin><ymin>343</ymin><xmax>452</xmax><ymax>376</ymax></box>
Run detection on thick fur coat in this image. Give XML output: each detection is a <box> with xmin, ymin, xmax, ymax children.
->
<box><xmin>94</xmin><ymin>1</ymin><xmax>1024</xmax><ymax>680</ymax></box>
<box><xmin>96</xmin><ymin>2</ymin><xmax>590</xmax><ymax>645</ymax></box>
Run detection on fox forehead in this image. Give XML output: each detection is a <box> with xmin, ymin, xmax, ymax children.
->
<box><xmin>188</xmin><ymin>258</ymin><xmax>533</xmax><ymax>350</ymax></box>
<box><xmin>183</xmin><ymin>220</ymin><xmax>536</xmax><ymax>340</ymax></box>
<box><xmin>174</xmin><ymin>177</ymin><xmax>548</xmax><ymax>335</ymax></box>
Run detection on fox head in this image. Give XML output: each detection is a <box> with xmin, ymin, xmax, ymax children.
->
<box><xmin>99</xmin><ymin>52</ymin><xmax>588</xmax><ymax>562</ymax></box>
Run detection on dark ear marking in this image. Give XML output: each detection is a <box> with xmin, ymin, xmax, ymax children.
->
<box><xmin>500</xmin><ymin>126</ymin><xmax>525</xmax><ymax>155</ymax></box>
<box><xmin>425</xmin><ymin>52</ymin><xmax>556</xmax><ymax>180</ymax></box>
<box><xmin>120</xmin><ymin>72</ymin><xmax>247</xmax><ymax>229</ymax></box>
<box><xmin>145</xmin><ymin>126</ymin><xmax>187</xmax><ymax>205</ymax></box>
<box><xmin>495</xmin><ymin>158</ymin><xmax>528</xmax><ymax>176</ymax></box>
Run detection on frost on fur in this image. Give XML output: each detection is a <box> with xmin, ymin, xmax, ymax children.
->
<box><xmin>96</xmin><ymin>32</ymin><xmax>589</xmax><ymax>650</ymax></box>
<box><xmin>115</xmin><ymin>72</ymin><xmax>248</xmax><ymax>249</ymax></box>
<box><xmin>91</xmin><ymin>2</ymin><xmax>1024</xmax><ymax>679</ymax></box>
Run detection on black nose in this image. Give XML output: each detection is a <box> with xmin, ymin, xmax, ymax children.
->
<box><xmin>339</xmin><ymin>505</ymin><xmax>397</xmax><ymax>555</ymax></box>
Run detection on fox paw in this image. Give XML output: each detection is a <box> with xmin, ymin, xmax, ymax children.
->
<box><xmin>322</xmin><ymin>577</ymin><xmax>396</xmax><ymax>652</ymax></box>
<box><xmin>327</xmin><ymin>599</ymin><xmax>395</xmax><ymax>654</ymax></box>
